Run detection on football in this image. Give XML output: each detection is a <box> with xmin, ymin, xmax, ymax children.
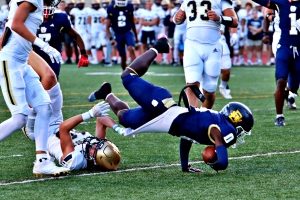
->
<box><xmin>202</xmin><ymin>146</ymin><xmax>218</xmax><ymax>164</ymax></box>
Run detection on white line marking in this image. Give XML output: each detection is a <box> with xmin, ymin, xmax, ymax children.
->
<box><xmin>1</xmin><ymin>150</ymin><xmax>300</xmax><ymax>186</ymax></box>
<box><xmin>0</xmin><ymin>154</ymin><xmax>22</xmax><ymax>159</ymax></box>
<box><xmin>85</xmin><ymin>72</ymin><xmax>184</xmax><ymax>76</ymax></box>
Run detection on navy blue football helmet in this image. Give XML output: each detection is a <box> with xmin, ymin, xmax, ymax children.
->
<box><xmin>220</xmin><ymin>102</ymin><xmax>254</xmax><ymax>147</ymax></box>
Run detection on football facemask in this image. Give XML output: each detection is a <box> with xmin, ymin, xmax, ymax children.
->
<box><xmin>83</xmin><ymin>137</ymin><xmax>121</xmax><ymax>170</ymax></box>
<box><xmin>115</xmin><ymin>0</ymin><xmax>128</xmax><ymax>7</ymax></box>
<box><xmin>220</xmin><ymin>102</ymin><xmax>254</xmax><ymax>147</ymax></box>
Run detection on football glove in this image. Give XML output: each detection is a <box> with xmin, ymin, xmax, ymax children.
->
<box><xmin>33</xmin><ymin>37</ymin><xmax>63</xmax><ymax>64</ymax></box>
<box><xmin>88</xmin><ymin>101</ymin><xmax>110</xmax><ymax>118</ymax></box>
<box><xmin>182</xmin><ymin>165</ymin><xmax>203</xmax><ymax>173</ymax></box>
<box><xmin>207</xmin><ymin>162</ymin><xmax>219</xmax><ymax>173</ymax></box>
<box><xmin>78</xmin><ymin>54</ymin><xmax>89</xmax><ymax>68</ymax></box>
<box><xmin>230</xmin><ymin>33</ymin><xmax>238</xmax><ymax>46</ymax></box>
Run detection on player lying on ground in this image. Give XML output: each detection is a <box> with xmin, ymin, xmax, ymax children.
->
<box><xmin>24</xmin><ymin>51</ymin><xmax>122</xmax><ymax>171</ymax></box>
<box><xmin>88</xmin><ymin>37</ymin><xmax>254</xmax><ymax>172</ymax></box>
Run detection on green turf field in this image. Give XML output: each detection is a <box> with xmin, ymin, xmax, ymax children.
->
<box><xmin>1</xmin><ymin>63</ymin><xmax>300</xmax><ymax>199</ymax></box>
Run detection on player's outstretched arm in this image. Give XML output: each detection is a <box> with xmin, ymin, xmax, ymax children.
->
<box><xmin>180</xmin><ymin>139</ymin><xmax>203</xmax><ymax>173</ymax></box>
<box><xmin>207</xmin><ymin>128</ymin><xmax>229</xmax><ymax>172</ymax></box>
<box><xmin>67</xmin><ymin>27</ymin><xmax>89</xmax><ymax>68</ymax></box>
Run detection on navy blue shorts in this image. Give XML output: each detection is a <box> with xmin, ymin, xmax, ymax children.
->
<box><xmin>276</xmin><ymin>45</ymin><xmax>300</xmax><ymax>92</ymax></box>
<box><xmin>115</xmin><ymin>31</ymin><xmax>135</xmax><ymax>56</ymax></box>
<box><xmin>49</xmin><ymin>62</ymin><xmax>61</xmax><ymax>80</ymax></box>
<box><xmin>141</xmin><ymin>30</ymin><xmax>155</xmax><ymax>45</ymax></box>
<box><xmin>120</xmin><ymin>74</ymin><xmax>174</xmax><ymax>129</ymax></box>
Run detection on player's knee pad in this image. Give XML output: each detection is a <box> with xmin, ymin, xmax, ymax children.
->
<box><xmin>221</xmin><ymin>55</ymin><xmax>232</xmax><ymax>70</ymax></box>
<box><xmin>202</xmin><ymin>76</ymin><xmax>219</xmax><ymax>93</ymax></box>
<box><xmin>13</xmin><ymin>113</ymin><xmax>28</xmax><ymax>130</ymax></box>
<box><xmin>61</xmin><ymin>151</ymin><xmax>86</xmax><ymax>170</ymax></box>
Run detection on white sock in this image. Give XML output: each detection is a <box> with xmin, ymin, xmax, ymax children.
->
<box><xmin>47</xmin><ymin>83</ymin><xmax>63</xmax><ymax>122</ymax></box>
<box><xmin>91</xmin><ymin>48</ymin><xmax>98</xmax><ymax>61</ymax></box>
<box><xmin>102</xmin><ymin>46</ymin><xmax>107</xmax><ymax>61</ymax></box>
<box><xmin>34</xmin><ymin>104</ymin><xmax>52</xmax><ymax>151</ymax></box>
<box><xmin>36</xmin><ymin>154</ymin><xmax>48</xmax><ymax>162</ymax></box>
<box><xmin>173</xmin><ymin>43</ymin><xmax>179</xmax><ymax>62</ymax></box>
<box><xmin>220</xmin><ymin>80</ymin><xmax>228</xmax><ymax>88</ymax></box>
<box><xmin>276</xmin><ymin>114</ymin><xmax>284</xmax><ymax>118</ymax></box>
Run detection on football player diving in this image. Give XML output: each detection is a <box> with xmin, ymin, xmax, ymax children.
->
<box><xmin>24</xmin><ymin>51</ymin><xmax>122</xmax><ymax>171</ymax></box>
<box><xmin>251</xmin><ymin>0</ymin><xmax>300</xmax><ymax>126</ymax></box>
<box><xmin>33</xmin><ymin>0</ymin><xmax>89</xmax><ymax>80</ymax></box>
<box><xmin>88</xmin><ymin>36</ymin><xmax>254</xmax><ymax>173</ymax></box>
<box><xmin>106</xmin><ymin>0</ymin><xmax>138</xmax><ymax>70</ymax></box>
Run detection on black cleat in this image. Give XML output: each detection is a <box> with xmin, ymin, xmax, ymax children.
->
<box><xmin>88</xmin><ymin>82</ymin><xmax>112</xmax><ymax>102</ymax></box>
<box><xmin>274</xmin><ymin>116</ymin><xmax>285</xmax><ymax>126</ymax></box>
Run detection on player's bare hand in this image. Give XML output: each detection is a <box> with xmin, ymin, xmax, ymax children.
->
<box><xmin>206</xmin><ymin>10</ymin><xmax>220</xmax><ymax>21</ymax></box>
<box><xmin>262</xmin><ymin>35</ymin><xmax>270</xmax><ymax>44</ymax></box>
<box><xmin>110</xmin><ymin>40</ymin><xmax>117</xmax><ymax>46</ymax></box>
<box><xmin>174</xmin><ymin>9</ymin><xmax>186</xmax><ymax>24</ymax></box>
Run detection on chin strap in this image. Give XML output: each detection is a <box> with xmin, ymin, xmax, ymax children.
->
<box><xmin>178</xmin><ymin>85</ymin><xmax>206</xmax><ymax>111</ymax></box>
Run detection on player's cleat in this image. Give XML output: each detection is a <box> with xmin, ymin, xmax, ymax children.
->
<box><xmin>88</xmin><ymin>82</ymin><xmax>112</xmax><ymax>102</ymax></box>
<box><xmin>219</xmin><ymin>85</ymin><xmax>232</xmax><ymax>99</ymax></box>
<box><xmin>274</xmin><ymin>116</ymin><xmax>285</xmax><ymax>126</ymax></box>
<box><xmin>33</xmin><ymin>159</ymin><xmax>70</xmax><ymax>178</ymax></box>
<box><xmin>153</xmin><ymin>36</ymin><xmax>171</xmax><ymax>54</ymax></box>
<box><xmin>286</xmin><ymin>92</ymin><xmax>297</xmax><ymax>109</ymax></box>
<box><xmin>112</xmin><ymin>59</ymin><xmax>118</xmax><ymax>65</ymax></box>
<box><xmin>89</xmin><ymin>59</ymin><xmax>99</xmax><ymax>65</ymax></box>
<box><xmin>161</xmin><ymin>60</ymin><xmax>169</xmax><ymax>65</ymax></box>
<box><xmin>182</xmin><ymin>165</ymin><xmax>203</xmax><ymax>173</ymax></box>
<box><xmin>103</xmin><ymin>62</ymin><xmax>112</xmax><ymax>67</ymax></box>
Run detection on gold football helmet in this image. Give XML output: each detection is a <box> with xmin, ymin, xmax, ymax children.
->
<box><xmin>91</xmin><ymin>0</ymin><xmax>101</xmax><ymax>4</ymax></box>
<box><xmin>161</xmin><ymin>0</ymin><xmax>170</xmax><ymax>6</ymax></box>
<box><xmin>83</xmin><ymin>137</ymin><xmax>121</xmax><ymax>171</ymax></box>
<box><xmin>131</xmin><ymin>0</ymin><xmax>141</xmax><ymax>4</ymax></box>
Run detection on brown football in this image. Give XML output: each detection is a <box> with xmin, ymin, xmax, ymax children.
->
<box><xmin>202</xmin><ymin>146</ymin><xmax>218</xmax><ymax>164</ymax></box>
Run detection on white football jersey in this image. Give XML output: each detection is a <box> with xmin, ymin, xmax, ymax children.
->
<box><xmin>70</xmin><ymin>7</ymin><xmax>90</xmax><ymax>32</ymax></box>
<box><xmin>1</xmin><ymin>0</ymin><xmax>43</xmax><ymax>62</ymax></box>
<box><xmin>89</xmin><ymin>8</ymin><xmax>107</xmax><ymax>31</ymax></box>
<box><xmin>180</xmin><ymin>0</ymin><xmax>232</xmax><ymax>44</ymax></box>
<box><xmin>134</xmin><ymin>7</ymin><xmax>145</xmax><ymax>30</ymax></box>
<box><xmin>141</xmin><ymin>9</ymin><xmax>158</xmax><ymax>31</ymax></box>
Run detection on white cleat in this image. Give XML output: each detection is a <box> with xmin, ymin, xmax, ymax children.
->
<box><xmin>90</xmin><ymin>59</ymin><xmax>99</xmax><ymax>65</ymax></box>
<box><xmin>33</xmin><ymin>159</ymin><xmax>70</xmax><ymax>178</ymax></box>
<box><xmin>219</xmin><ymin>85</ymin><xmax>232</xmax><ymax>99</ymax></box>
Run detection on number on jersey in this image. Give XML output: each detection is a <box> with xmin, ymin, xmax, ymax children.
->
<box><xmin>93</xmin><ymin>17</ymin><xmax>101</xmax><ymax>24</ymax></box>
<box><xmin>38</xmin><ymin>33</ymin><xmax>51</xmax><ymax>43</ymax></box>
<box><xmin>187</xmin><ymin>0</ymin><xmax>211</xmax><ymax>21</ymax></box>
<box><xmin>289</xmin><ymin>5</ymin><xmax>300</xmax><ymax>35</ymax></box>
<box><xmin>78</xmin><ymin>16</ymin><xmax>87</xmax><ymax>25</ymax></box>
<box><xmin>118</xmin><ymin>15</ymin><xmax>127</xmax><ymax>27</ymax></box>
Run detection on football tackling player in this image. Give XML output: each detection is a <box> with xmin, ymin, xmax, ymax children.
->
<box><xmin>106</xmin><ymin>0</ymin><xmax>138</xmax><ymax>70</ymax></box>
<box><xmin>0</xmin><ymin>0</ymin><xmax>69</xmax><ymax>177</ymax></box>
<box><xmin>88</xmin><ymin>37</ymin><xmax>254</xmax><ymax>172</ymax></box>
<box><xmin>34</xmin><ymin>0</ymin><xmax>89</xmax><ymax>79</ymax></box>
<box><xmin>252</xmin><ymin>0</ymin><xmax>300</xmax><ymax>126</ymax></box>
<box><xmin>173</xmin><ymin>0</ymin><xmax>238</xmax><ymax>110</ymax></box>
<box><xmin>25</xmin><ymin>51</ymin><xmax>122</xmax><ymax>171</ymax></box>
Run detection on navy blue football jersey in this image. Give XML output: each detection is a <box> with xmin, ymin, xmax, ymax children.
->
<box><xmin>169</xmin><ymin>108</ymin><xmax>237</xmax><ymax>148</ymax></box>
<box><xmin>34</xmin><ymin>13</ymin><xmax>71</xmax><ymax>62</ymax></box>
<box><xmin>253</xmin><ymin>0</ymin><xmax>300</xmax><ymax>46</ymax></box>
<box><xmin>107</xmin><ymin>4</ymin><xmax>134</xmax><ymax>33</ymax></box>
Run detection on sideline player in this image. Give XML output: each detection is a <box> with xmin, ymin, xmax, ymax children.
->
<box><xmin>219</xmin><ymin>24</ymin><xmax>233</xmax><ymax>99</ymax></box>
<box><xmin>252</xmin><ymin>0</ymin><xmax>300</xmax><ymax>126</ymax></box>
<box><xmin>106</xmin><ymin>0</ymin><xmax>138</xmax><ymax>70</ymax></box>
<box><xmin>88</xmin><ymin>0</ymin><xmax>108</xmax><ymax>65</ymax></box>
<box><xmin>88</xmin><ymin>37</ymin><xmax>254</xmax><ymax>172</ymax></box>
<box><xmin>173</xmin><ymin>0</ymin><xmax>238</xmax><ymax>109</ymax></box>
<box><xmin>0</xmin><ymin>0</ymin><xmax>69</xmax><ymax>177</ymax></box>
<box><xmin>70</xmin><ymin>0</ymin><xmax>93</xmax><ymax>62</ymax></box>
<box><xmin>34</xmin><ymin>0</ymin><xmax>89</xmax><ymax>79</ymax></box>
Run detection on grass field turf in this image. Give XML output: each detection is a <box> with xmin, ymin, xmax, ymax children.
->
<box><xmin>1</xmin><ymin>63</ymin><xmax>300</xmax><ymax>199</ymax></box>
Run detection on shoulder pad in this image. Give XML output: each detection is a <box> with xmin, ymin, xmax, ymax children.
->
<box><xmin>222</xmin><ymin>0</ymin><xmax>233</xmax><ymax>5</ymax></box>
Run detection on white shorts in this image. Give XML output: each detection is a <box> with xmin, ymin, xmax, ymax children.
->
<box><xmin>173</xmin><ymin>28</ymin><xmax>186</xmax><ymax>45</ymax></box>
<box><xmin>183</xmin><ymin>39</ymin><xmax>222</xmax><ymax>92</ymax></box>
<box><xmin>91</xmin><ymin>30</ymin><xmax>107</xmax><ymax>48</ymax></box>
<box><xmin>272</xmin><ymin>31</ymin><xmax>280</xmax><ymax>57</ymax></box>
<box><xmin>0</xmin><ymin>59</ymin><xmax>50</xmax><ymax>115</ymax></box>
<box><xmin>77</xmin><ymin>30</ymin><xmax>91</xmax><ymax>50</ymax></box>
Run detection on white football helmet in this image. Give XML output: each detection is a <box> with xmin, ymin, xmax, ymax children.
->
<box><xmin>115</xmin><ymin>0</ymin><xmax>128</xmax><ymax>7</ymax></box>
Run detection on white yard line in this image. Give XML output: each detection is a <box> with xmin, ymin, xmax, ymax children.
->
<box><xmin>1</xmin><ymin>150</ymin><xmax>300</xmax><ymax>186</ymax></box>
<box><xmin>0</xmin><ymin>154</ymin><xmax>22</xmax><ymax>159</ymax></box>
